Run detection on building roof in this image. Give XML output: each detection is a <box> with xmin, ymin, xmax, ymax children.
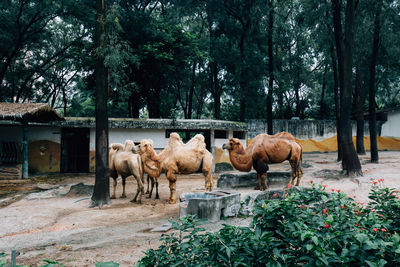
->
<box><xmin>59</xmin><ymin>117</ymin><xmax>247</xmax><ymax>131</ymax></box>
<box><xmin>0</xmin><ymin>103</ymin><xmax>64</xmax><ymax>123</ymax></box>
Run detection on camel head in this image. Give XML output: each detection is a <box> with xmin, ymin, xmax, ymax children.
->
<box><xmin>133</xmin><ymin>139</ymin><xmax>154</xmax><ymax>155</ymax></box>
<box><xmin>222</xmin><ymin>138</ymin><xmax>243</xmax><ymax>151</ymax></box>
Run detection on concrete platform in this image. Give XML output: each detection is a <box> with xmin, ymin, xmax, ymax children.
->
<box><xmin>179</xmin><ymin>190</ymin><xmax>241</xmax><ymax>222</ymax></box>
<box><xmin>217</xmin><ymin>171</ymin><xmax>291</xmax><ymax>189</ymax></box>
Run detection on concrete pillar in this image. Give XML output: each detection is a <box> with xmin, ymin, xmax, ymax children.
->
<box><xmin>22</xmin><ymin>121</ymin><xmax>28</xmax><ymax>179</ymax></box>
<box><xmin>210</xmin><ymin>129</ymin><xmax>215</xmax><ymax>172</ymax></box>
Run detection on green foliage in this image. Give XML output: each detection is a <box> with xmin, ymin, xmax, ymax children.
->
<box><xmin>138</xmin><ymin>184</ymin><xmax>400</xmax><ymax>266</ymax></box>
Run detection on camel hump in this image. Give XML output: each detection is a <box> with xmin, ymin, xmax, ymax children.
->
<box><xmin>186</xmin><ymin>134</ymin><xmax>206</xmax><ymax>154</ymax></box>
<box><xmin>110</xmin><ymin>143</ymin><xmax>124</xmax><ymax>151</ymax></box>
<box><xmin>168</xmin><ymin>132</ymin><xmax>184</xmax><ymax>147</ymax></box>
<box><xmin>124</xmin><ymin>140</ymin><xmax>135</xmax><ymax>152</ymax></box>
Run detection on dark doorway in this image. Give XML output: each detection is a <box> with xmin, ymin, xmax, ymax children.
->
<box><xmin>61</xmin><ymin>128</ymin><xmax>89</xmax><ymax>173</ymax></box>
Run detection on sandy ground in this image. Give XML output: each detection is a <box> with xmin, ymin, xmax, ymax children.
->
<box><xmin>0</xmin><ymin>151</ymin><xmax>399</xmax><ymax>266</ymax></box>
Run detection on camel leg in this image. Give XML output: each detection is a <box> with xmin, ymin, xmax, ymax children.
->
<box><xmin>255</xmin><ymin>173</ymin><xmax>262</xmax><ymax>190</ymax></box>
<box><xmin>130</xmin><ymin>167</ymin><xmax>144</xmax><ymax>204</ymax></box>
<box><xmin>131</xmin><ymin>174</ymin><xmax>144</xmax><ymax>204</ymax></box>
<box><xmin>167</xmin><ymin>170</ymin><xmax>177</xmax><ymax>204</ymax></box>
<box><xmin>262</xmin><ymin>173</ymin><xmax>268</xmax><ymax>191</ymax></box>
<box><xmin>155</xmin><ymin>178</ymin><xmax>159</xmax><ymax>199</ymax></box>
<box><xmin>111</xmin><ymin>177</ymin><xmax>117</xmax><ymax>199</ymax></box>
<box><xmin>145</xmin><ymin>175</ymin><xmax>150</xmax><ymax>194</ymax></box>
<box><xmin>202</xmin><ymin>152</ymin><xmax>213</xmax><ymax>192</ymax></box>
<box><xmin>121</xmin><ymin>177</ymin><xmax>127</xmax><ymax>198</ymax></box>
<box><xmin>204</xmin><ymin>171</ymin><xmax>213</xmax><ymax>192</ymax></box>
<box><xmin>295</xmin><ymin>163</ymin><xmax>303</xmax><ymax>186</ymax></box>
<box><xmin>147</xmin><ymin>176</ymin><xmax>155</xmax><ymax>199</ymax></box>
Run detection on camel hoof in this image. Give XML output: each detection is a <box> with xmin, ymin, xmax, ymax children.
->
<box><xmin>130</xmin><ymin>199</ymin><xmax>136</xmax><ymax>203</ymax></box>
<box><xmin>168</xmin><ymin>198</ymin><xmax>176</xmax><ymax>204</ymax></box>
<box><xmin>254</xmin><ymin>186</ymin><xmax>260</xmax><ymax>190</ymax></box>
<box><xmin>137</xmin><ymin>200</ymin><xmax>142</xmax><ymax>204</ymax></box>
<box><xmin>110</xmin><ymin>195</ymin><xmax>116</xmax><ymax>199</ymax></box>
<box><xmin>155</xmin><ymin>195</ymin><xmax>160</xmax><ymax>200</ymax></box>
<box><xmin>146</xmin><ymin>195</ymin><xmax>151</xmax><ymax>199</ymax></box>
<box><xmin>120</xmin><ymin>195</ymin><xmax>126</xmax><ymax>199</ymax></box>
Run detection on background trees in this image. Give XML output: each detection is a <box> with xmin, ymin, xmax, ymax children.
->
<box><xmin>2</xmin><ymin>0</ymin><xmax>400</xmax><ymax>172</ymax></box>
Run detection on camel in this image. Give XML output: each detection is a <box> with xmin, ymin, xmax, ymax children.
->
<box><xmin>134</xmin><ymin>133</ymin><xmax>214</xmax><ymax>204</ymax></box>
<box><xmin>109</xmin><ymin>140</ymin><xmax>144</xmax><ymax>203</ymax></box>
<box><xmin>222</xmin><ymin>132</ymin><xmax>303</xmax><ymax>190</ymax></box>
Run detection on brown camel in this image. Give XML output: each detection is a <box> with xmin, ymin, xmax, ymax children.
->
<box><xmin>222</xmin><ymin>132</ymin><xmax>303</xmax><ymax>190</ymax></box>
<box><xmin>134</xmin><ymin>133</ymin><xmax>213</xmax><ymax>204</ymax></box>
<box><xmin>109</xmin><ymin>140</ymin><xmax>144</xmax><ymax>203</ymax></box>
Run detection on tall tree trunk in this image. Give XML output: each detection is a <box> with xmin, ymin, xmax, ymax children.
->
<box><xmin>330</xmin><ymin>46</ymin><xmax>342</xmax><ymax>161</ymax></box>
<box><xmin>355</xmin><ymin>63</ymin><xmax>366</xmax><ymax>154</ymax></box>
<box><xmin>131</xmin><ymin>91</ymin><xmax>140</xmax><ymax>118</ymax></box>
<box><xmin>319</xmin><ymin>63</ymin><xmax>328</xmax><ymax>120</ymax></box>
<box><xmin>239</xmin><ymin>27</ymin><xmax>248</xmax><ymax>122</ymax></box>
<box><xmin>187</xmin><ymin>62</ymin><xmax>196</xmax><ymax>119</ymax></box>
<box><xmin>334</xmin><ymin>0</ymin><xmax>362</xmax><ymax>175</ymax></box>
<box><xmin>368</xmin><ymin>1</ymin><xmax>382</xmax><ymax>163</ymax></box>
<box><xmin>266</xmin><ymin>0</ymin><xmax>274</xmax><ymax>134</ymax></box>
<box><xmin>91</xmin><ymin>0</ymin><xmax>110</xmax><ymax>208</ymax></box>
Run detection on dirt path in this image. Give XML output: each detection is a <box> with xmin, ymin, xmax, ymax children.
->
<box><xmin>0</xmin><ymin>151</ymin><xmax>399</xmax><ymax>266</ymax></box>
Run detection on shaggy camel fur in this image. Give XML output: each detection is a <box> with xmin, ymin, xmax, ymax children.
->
<box><xmin>109</xmin><ymin>140</ymin><xmax>144</xmax><ymax>203</ymax></box>
<box><xmin>222</xmin><ymin>132</ymin><xmax>303</xmax><ymax>190</ymax></box>
<box><xmin>134</xmin><ymin>133</ymin><xmax>213</xmax><ymax>204</ymax></box>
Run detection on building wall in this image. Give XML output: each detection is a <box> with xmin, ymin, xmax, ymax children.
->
<box><xmin>0</xmin><ymin>125</ymin><xmax>62</xmax><ymax>174</ymax></box>
<box><xmin>381</xmin><ymin>111</ymin><xmax>400</xmax><ymax>138</ymax></box>
<box><xmin>247</xmin><ymin>119</ymin><xmax>382</xmax><ymax>141</ymax></box>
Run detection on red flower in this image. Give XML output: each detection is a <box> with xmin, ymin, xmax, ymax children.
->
<box><xmin>336</xmin><ymin>189</ymin><xmax>341</xmax><ymax>192</ymax></box>
<box><xmin>331</xmin><ymin>189</ymin><xmax>335</xmax><ymax>192</ymax></box>
<box><xmin>309</xmin><ymin>180</ymin><xmax>314</xmax><ymax>184</ymax></box>
<box><xmin>273</xmin><ymin>193</ymin><xmax>278</xmax><ymax>197</ymax></box>
<box><xmin>355</xmin><ymin>224</ymin><xmax>359</xmax><ymax>227</ymax></box>
<box><xmin>393</xmin><ymin>190</ymin><xmax>398</xmax><ymax>193</ymax></box>
<box><xmin>378</xmin><ymin>178</ymin><xmax>384</xmax><ymax>182</ymax></box>
<box><xmin>371</xmin><ymin>209</ymin><xmax>376</xmax><ymax>212</ymax></box>
<box><xmin>323</xmin><ymin>209</ymin><xmax>327</xmax><ymax>216</ymax></box>
<box><xmin>357</xmin><ymin>212</ymin><xmax>362</xmax><ymax>215</ymax></box>
<box><xmin>373</xmin><ymin>228</ymin><xmax>378</xmax><ymax>232</ymax></box>
<box><xmin>282</xmin><ymin>220</ymin><xmax>285</xmax><ymax>223</ymax></box>
<box><xmin>381</xmin><ymin>228</ymin><xmax>387</xmax><ymax>232</ymax></box>
<box><xmin>321</xmin><ymin>184</ymin><xmax>327</xmax><ymax>188</ymax></box>
<box><xmin>325</xmin><ymin>223</ymin><xmax>330</xmax><ymax>228</ymax></box>
<box><xmin>372</xmin><ymin>181</ymin><xmax>378</xmax><ymax>185</ymax></box>
<box><xmin>312</xmin><ymin>212</ymin><xmax>316</xmax><ymax>215</ymax></box>
<box><xmin>340</xmin><ymin>205</ymin><xmax>345</xmax><ymax>209</ymax></box>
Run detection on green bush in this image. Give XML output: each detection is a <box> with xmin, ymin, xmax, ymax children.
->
<box><xmin>137</xmin><ymin>181</ymin><xmax>400</xmax><ymax>266</ymax></box>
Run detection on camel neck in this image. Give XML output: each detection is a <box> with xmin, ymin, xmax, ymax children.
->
<box><xmin>229</xmin><ymin>146</ymin><xmax>252</xmax><ymax>172</ymax></box>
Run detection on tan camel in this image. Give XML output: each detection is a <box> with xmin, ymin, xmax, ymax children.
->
<box><xmin>109</xmin><ymin>140</ymin><xmax>144</xmax><ymax>203</ymax></box>
<box><xmin>222</xmin><ymin>132</ymin><xmax>303</xmax><ymax>190</ymax></box>
<box><xmin>134</xmin><ymin>133</ymin><xmax>213</xmax><ymax>204</ymax></box>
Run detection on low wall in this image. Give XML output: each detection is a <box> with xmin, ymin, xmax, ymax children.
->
<box><xmin>246</xmin><ymin>119</ymin><xmax>383</xmax><ymax>141</ymax></box>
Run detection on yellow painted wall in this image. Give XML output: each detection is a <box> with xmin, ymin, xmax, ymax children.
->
<box><xmin>28</xmin><ymin>140</ymin><xmax>61</xmax><ymax>173</ymax></box>
<box><xmin>297</xmin><ymin>135</ymin><xmax>400</xmax><ymax>153</ymax></box>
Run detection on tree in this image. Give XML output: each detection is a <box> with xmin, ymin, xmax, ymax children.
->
<box><xmin>368</xmin><ymin>0</ymin><xmax>382</xmax><ymax>163</ymax></box>
<box><xmin>332</xmin><ymin>0</ymin><xmax>362</xmax><ymax>175</ymax></box>
<box><xmin>90</xmin><ymin>0</ymin><xmax>110</xmax><ymax>208</ymax></box>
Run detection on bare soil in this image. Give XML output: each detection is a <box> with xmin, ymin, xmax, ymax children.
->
<box><xmin>0</xmin><ymin>151</ymin><xmax>400</xmax><ymax>266</ymax></box>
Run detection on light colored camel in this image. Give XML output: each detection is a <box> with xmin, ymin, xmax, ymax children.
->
<box><xmin>109</xmin><ymin>140</ymin><xmax>144</xmax><ymax>203</ymax></box>
<box><xmin>134</xmin><ymin>133</ymin><xmax>213</xmax><ymax>204</ymax></box>
<box><xmin>222</xmin><ymin>132</ymin><xmax>303</xmax><ymax>190</ymax></box>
